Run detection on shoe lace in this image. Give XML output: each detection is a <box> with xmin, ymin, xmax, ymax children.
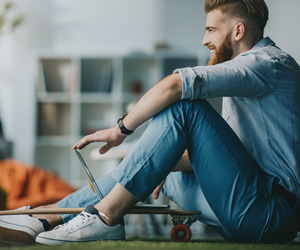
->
<box><xmin>54</xmin><ymin>211</ymin><xmax>95</xmax><ymax>232</ymax></box>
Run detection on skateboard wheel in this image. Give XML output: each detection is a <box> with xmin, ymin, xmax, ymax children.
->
<box><xmin>171</xmin><ymin>224</ymin><xmax>192</xmax><ymax>242</ymax></box>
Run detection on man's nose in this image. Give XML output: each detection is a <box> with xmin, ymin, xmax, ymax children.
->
<box><xmin>202</xmin><ymin>33</ymin><xmax>209</xmax><ymax>46</ymax></box>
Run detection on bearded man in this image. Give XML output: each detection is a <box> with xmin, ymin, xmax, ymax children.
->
<box><xmin>1</xmin><ymin>0</ymin><xmax>300</xmax><ymax>244</ymax></box>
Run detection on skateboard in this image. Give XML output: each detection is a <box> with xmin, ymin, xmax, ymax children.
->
<box><xmin>0</xmin><ymin>149</ymin><xmax>201</xmax><ymax>242</ymax></box>
<box><xmin>0</xmin><ymin>204</ymin><xmax>200</xmax><ymax>242</ymax></box>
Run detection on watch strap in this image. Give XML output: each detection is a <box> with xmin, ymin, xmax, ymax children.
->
<box><xmin>117</xmin><ymin>114</ymin><xmax>134</xmax><ymax>135</ymax></box>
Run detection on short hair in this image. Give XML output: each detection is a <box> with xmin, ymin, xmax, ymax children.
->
<box><xmin>204</xmin><ymin>0</ymin><xmax>269</xmax><ymax>40</ymax></box>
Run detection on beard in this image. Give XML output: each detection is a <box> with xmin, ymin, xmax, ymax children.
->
<box><xmin>207</xmin><ymin>33</ymin><xmax>233</xmax><ymax>66</ymax></box>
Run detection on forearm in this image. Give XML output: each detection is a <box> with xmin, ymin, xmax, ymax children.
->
<box><xmin>72</xmin><ymin>73</ymin><xmax>182</xmax><ymax>151</ymax></box>
<box><xmin>122</xmin><ymin>73</ymin><xmax>182</xmax><ymax>131</ymax></box>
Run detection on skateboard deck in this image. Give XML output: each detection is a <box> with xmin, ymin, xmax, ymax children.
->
<box><xmin>0</xmin><ymin>205</ymin><xmax>200</xmax><ymax>216</ymax></box>
<box><xmin>0</xmin><ymin>205</ymin><xmax>200</xmax><ymax>242</ymax></box>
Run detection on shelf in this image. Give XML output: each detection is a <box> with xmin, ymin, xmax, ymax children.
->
<box><xmin>35</xmin><ymin>53</ymin><xmax>201</xmax><ymax>186</ymax></box>
<box><xmin>122</xmin><ymin>57</ymin><xmax>160</xmax><ymax>94</ymax></box>
<box><xmin>122</xmin><ymin>92</ymin><xmax>143</xmax><ymax>102</ymax></box>
<box><xmin>163</xmin><ymin>57</ymin><xmax>198</xmax><ymax>76</ymax></box>
<box><xmin>35</xmin><ymin>136</ymin><xmax>76</xmax><ymax>147</ymax></box>
<box><xmin>79</xmin><ymin>93</ymin><xmax>119</xmax><ymax>103</ymax></box>
<box><xmin>37</xmin><ymin>92</ymin><xmax>79</xmax><ymax>103</ymax></box>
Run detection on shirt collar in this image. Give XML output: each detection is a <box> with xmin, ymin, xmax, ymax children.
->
<box><xmin>252</xmin><ymin>37</ymin><xmax>275</xmax><ymax>50</ymax></box>
<box><xmin>234</xmin><ymin>37</ymin><xmax>276</xmax><ymax>59</ymax></box>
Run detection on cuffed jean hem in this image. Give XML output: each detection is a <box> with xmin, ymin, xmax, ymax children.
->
<box><xmin>57</xmin><ymin>172</ymin><xmax>117</xmax><ymax>222</ymax></box>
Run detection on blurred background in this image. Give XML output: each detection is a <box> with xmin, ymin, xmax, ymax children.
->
<box><xmin>0</xmin><ymin>0</ymin><xmax>299</xmax><ymax>240</ymax></box>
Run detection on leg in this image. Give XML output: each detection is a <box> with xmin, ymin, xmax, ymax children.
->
<box><xmin>32</xmin><ymin>171</ymin><xmax>118</xmax><ymax>225</ymax></box>
<box><xmin>57</xmin><ymin>172</ymin><xmax>117</xmax><ymax>222</ymax></box>
<box><xmin>93</xmin><ymin>100</ymin><xmax>298</xmax><ymax>242</ymax></box>
<box><xmin>0</xmin><ymin>172</ymin><xmax>118</xmax><ymax>244</ymax></box>
<box><xmin>162</xmin><ymin>171</ymin><xmax>224</xmax><ymax>238</ymax></box>
<box><xmin>32</xmin><ymin>204</ymin><xmax>63</xmax><ymax>227</ymax></box>
<box><xmin>183</xmin><ymin>100</ymin><xmax>298</xmax><ymax>242</ymax></box>
<box><xmin>94</xmin><ymin>183</ymin><xmax>138</xmax><ymax>225</ymax></box>
<box><xmin>162</xmin><ymin>171</ymin><xmax>221</xmax><ymax>227</ymax></box>
<box><xmin>34</xmin><ymin>173</ymin><xmax>127</xmax><ymax>245</ymax></box>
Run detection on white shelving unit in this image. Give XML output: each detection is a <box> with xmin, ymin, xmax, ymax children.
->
<box><xmin>34</xmin><ymin>52</ymin><xmax>204</xmax><ymax>188</ymax></box>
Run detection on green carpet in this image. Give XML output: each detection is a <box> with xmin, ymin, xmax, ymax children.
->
<box><xmin>1</xmin><ymin>239</ymin><xmax>300</xmax><ymax>250</ymax></box>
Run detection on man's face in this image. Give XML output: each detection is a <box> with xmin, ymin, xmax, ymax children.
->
<box><xmin>203</xmin><ymin>9</ymin><xmax>234</xmax><ymax>65</ymax></box>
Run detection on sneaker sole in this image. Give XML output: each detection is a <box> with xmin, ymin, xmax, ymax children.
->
<box><xmin>36</xmin><ymin>235</ymin><xmax>125</xmax><ymax>245</ymax></box>
<box><xmin>36</xmin><ymin>235</ymin><xmax>81</xmax><ymax>245</ymax></box>
<box><xmin>0</xmin><ymin>226</ymin><xmax>35</xmax><ymax>244</ymax></box>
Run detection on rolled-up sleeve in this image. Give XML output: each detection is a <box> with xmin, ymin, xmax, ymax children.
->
<box><xmin>174</xmin><ymin>52</ymin><xmax>277</xmax><ymax>100</ymax></box>
<box><xmin>173</xmin><ymin>67</ymin><xmax>202</xmax><ymax>100</ymax></box>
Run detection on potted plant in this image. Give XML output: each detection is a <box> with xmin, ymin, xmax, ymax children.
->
<box><xmin>0</xmin><ymin>1</ymin><xmax>24</xmax><ymax>140</ymax></box>
<box><xmin>0</xmin><ymin>1</ymin><xmax>24</xmax><ymax>36</ymax></box>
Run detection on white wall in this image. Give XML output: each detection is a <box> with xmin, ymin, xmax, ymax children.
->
<box><xmin>0</xmin><ymin>0</ymin><xmax>299</xmax><ymax>164</ymax></box>
<box><xmin>265</xmin><ymin>0</ymin><xmax>300</xmax><ymax>62</ymax></box>
<box><xmin>51</xmin><ymin>0</ymin><xmax>206</xmax><ymax>54</ymax></box>
<box><xmin>0</xmin><ymin>0</ymin><xmax>55</xmax><ymax>164</ymax></box>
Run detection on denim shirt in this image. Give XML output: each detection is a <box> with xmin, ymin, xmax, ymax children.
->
<box><xmin>175</xmin><ymin>37</ymin><xmax>300</xmax><ymax>198</ymax></box>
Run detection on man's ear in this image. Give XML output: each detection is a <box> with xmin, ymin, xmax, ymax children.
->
<box><xmin>234</xmin><ymin>23</ymin><xmax>245</xmax><ymax>41</ymax></box>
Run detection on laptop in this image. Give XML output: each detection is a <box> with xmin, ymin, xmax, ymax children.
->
<box><xmin>74</xmin><ymin>149</ymin><xmax>104</xmax><ymax>201</ymax></box>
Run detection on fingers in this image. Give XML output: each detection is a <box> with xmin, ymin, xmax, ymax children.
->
<box><xmin>72</xmin><ymin>135</ymin><xmax>93</xmax><ymax>150</ymax></box>
<box><xmin>152</xmin><ymin>179</ymin><xmax>166</xmax><ymax>200</ymax></box>
<box><xmin>72</xmin><ymin>129</ymin><xmax>109</xmax><ymax>150</ymax></box>
<box><xmin>152</xmin><ymin>186</ymin><xmax>161</xmax><ymax>200</ymax></box>
<box><xmin>72</xmin><ymin>126</ymin><xmax>126</xmax><ymax>152</ymax></box>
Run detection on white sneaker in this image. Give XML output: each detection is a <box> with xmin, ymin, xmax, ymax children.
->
<box><xmin>36</xmin><ymin>205</ymin><xmax>125</xmax><ymax>245</ymax></box>
<box><xmin>293</xmin><ymin>232</ymin><xmax>300</xmax><ymax>242</ymax></box>
<box><xmin>0</xmin><ymin>206</ymin><xmax>46</xmax><ymax>244</ymax></box>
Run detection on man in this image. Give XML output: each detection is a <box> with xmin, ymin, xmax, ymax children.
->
<box><xmin>1</xmin><ymin>0</ymin><xmax>300</xmax><ymax>244</ymax></box>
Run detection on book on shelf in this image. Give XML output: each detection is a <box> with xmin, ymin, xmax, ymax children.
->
<box><xmin>38</xmin><ymin>103</ymin><xmax>71</xmax><ymax>136</ymax></box>
<box><xmin>37</xmin><ymin>60</ymin><xmax>48</xmax><ymax>93</ymax></box>
<box><xmin>38</xmin><ymin>103</ymin><xmax>60</xmax><ymax>136</ymax></box>
<box><xmin>38</xmin><ymin>59</ymin><xmax>78</xmax><ymax>94</ymax></box>
<box><xmin>81</xmin><ymin>59</ymin><xmax>113</xmax><ymax>93</ymax></box>
<box><xmin>100</xmin><ymin>63</ymin><xmax>113</xmax><ymax>93</ymax></box>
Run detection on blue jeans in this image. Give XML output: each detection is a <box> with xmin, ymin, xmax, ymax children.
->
<box><xmin>58</xmin><ymin>100</ymin><xmax>298</xmax><ymax>242</ymax></box>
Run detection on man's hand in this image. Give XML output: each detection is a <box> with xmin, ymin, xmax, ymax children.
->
<box><xmin>72</xmin><ymin>74</ymin><xmax>181</xmax><ymax>154</ymax></box>
<box><xmin>72</xmin><ymin>125</ymin><xmax>127</xmax><ymax>154</ymax></box>
<box><xmin>152</xmin><ymin>179</ymin><xmax>166</xmax><ymax>200</ymax></box>
<box><xmin>152</xmin><ymin>150</ymin><xmax>193</xmax><ymax>200</ymax></box>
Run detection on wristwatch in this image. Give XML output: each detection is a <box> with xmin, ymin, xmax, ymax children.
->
<box><xmin>117</xmin><ymin>114</ymin><xmax>134</xmax><ymax>135</ymax></box>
